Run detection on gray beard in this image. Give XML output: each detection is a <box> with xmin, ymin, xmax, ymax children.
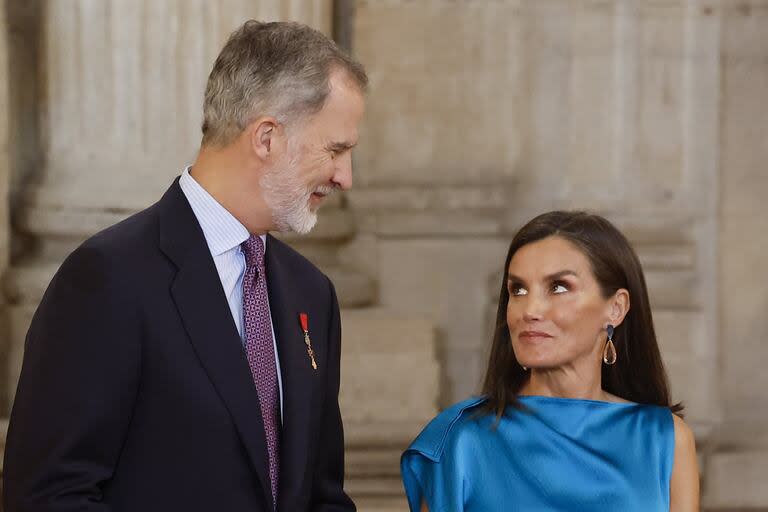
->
<box><xmin>259</xmin><ymin>164</ymin><xmax>319</xmax><ymax>234</ymax></box>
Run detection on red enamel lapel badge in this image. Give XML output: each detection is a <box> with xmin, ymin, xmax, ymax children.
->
<box><xmin>299</xmin><ymin>312</ymin><xmax>318</xmax><ymax>370</ymax></box>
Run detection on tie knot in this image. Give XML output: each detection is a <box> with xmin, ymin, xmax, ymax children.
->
<box><xmin>241</xmin><ymin>235</ymin><xmax>265</xmax><ymax>270</ymax></box>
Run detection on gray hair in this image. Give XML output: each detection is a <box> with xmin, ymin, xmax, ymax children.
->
<box><xmin>201</xmin><ymin>20</ymin><xmax>368</xmax><ymax>147</ymax></box>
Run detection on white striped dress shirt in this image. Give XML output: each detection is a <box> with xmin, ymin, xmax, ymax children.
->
<box><xmin>179</xmin><ymin>166</ymin><xmax>284</xmax><ymax>417</ymax></box>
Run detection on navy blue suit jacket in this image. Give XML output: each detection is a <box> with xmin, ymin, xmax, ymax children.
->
<box><xmin>3</xmin><ymin>180</ymin><xmax>354</xmax><ymax>512</ymax></box>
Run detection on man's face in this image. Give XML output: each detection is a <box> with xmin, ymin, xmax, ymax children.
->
<box><xmin>261</xmin><ymin>70</ymin><xmax>365</xmax><ymax>234</ymax></box>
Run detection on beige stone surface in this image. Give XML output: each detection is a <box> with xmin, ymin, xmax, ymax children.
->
<box><xmin>354</xmin><ymin>0</ymin><xmax>525</xmax><ymax>187</ymax></box>
<box><xmin>340</xmin><ymin>308</ymin><xmax>437</xmax><ymax>512</ymax></box>
<box><xmin>0</xmin><ymin>0</ymin><xmax>10</xmax><ymax>418</ymax></box>
<box><xmin>376</xmin><ymin>239</ymin><xmax>509</xmax><ymax>401</ymax></box>
<box><xmin>31</xmin><ymin>0</ymin><xmax>332</xmax><ymax>213</ymax></box>
<box><xmin>340</xmin><ymin>307</ymin><xmax>438</xmax><ymax>429</ymax></box>
<box><xmin>719</xmin><ymin>1</ymin><xmax>768</xmax><ymax>425</ymax></box>
<box><xmin>655</xmin><ymin>310</ymin><xmax>719</xmax><ymax>418</ymax></box>
<box><xmin>0</xmin><ymin>1</ymin><xmax>8</xmax><ymax>274</ymax></box>
<box><xmin>353</xmin><ymin>1</ymin><xmax>719</xmax><ymax>211</ymax></box>
<box><xmin>704</xmin><ymin>451</ymin><xmax>768</xmax><ymax>508</ymax></box>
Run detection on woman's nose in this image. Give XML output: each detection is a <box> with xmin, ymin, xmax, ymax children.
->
<box><xmin>522</xmin><ymin>294</ymin><xmax>546</xmax><ymax>322</ymax></box>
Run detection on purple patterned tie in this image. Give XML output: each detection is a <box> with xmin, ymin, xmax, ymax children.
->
<box><xmin>241</xmin><ymin>235</ymin><xmax>280</xmax><ymax>507</ymax></box>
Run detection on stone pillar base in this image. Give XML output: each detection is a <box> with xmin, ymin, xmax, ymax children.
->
<box><xmin>340</xmin><ymin>308</ymin><xmax>439</xmax><ymax>511</ymax></box>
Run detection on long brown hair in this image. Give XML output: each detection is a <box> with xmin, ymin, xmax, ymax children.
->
<box><xmin>481</xmin><ymin>211</ymin><xmax>682</xmax><ymax>418</ymax></box>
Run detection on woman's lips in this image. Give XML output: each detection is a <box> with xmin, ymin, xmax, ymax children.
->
<box><xmin>518</xmin><ymin>330</ymin><xmax>553</xmax><ymax>340</ymax></box>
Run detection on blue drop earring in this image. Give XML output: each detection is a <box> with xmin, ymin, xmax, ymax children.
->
<box><xmin>603</xmin><ymin>324</ymin><xmax>617</xmax><ymax>365</ymax></box>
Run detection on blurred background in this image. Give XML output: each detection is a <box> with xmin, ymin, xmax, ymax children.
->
<box><xmin>0</xmin><ymin>1</ymin><xmax>766</xmax><ymax>510</ymax></box>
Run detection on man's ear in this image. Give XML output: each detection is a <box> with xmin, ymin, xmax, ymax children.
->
<box><xmin>249</xmin><ymin>117</ymin><xmax>280</xmax><ymax>161</ymax></box>
<box><xmin>608</xmin><ymin>288</ymin><xmax>630</xmax><ymax>328</ymax></box>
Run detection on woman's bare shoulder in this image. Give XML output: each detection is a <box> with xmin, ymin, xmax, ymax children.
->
<box><xmin>670</xmin><ymin>414</ymin><xmax>699</xmax><ymax>512</ymax></box>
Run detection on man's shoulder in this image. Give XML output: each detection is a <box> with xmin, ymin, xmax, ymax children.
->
<box><xmin>42</xmin><ymin>202</ymin><xmax>164</xmax><ymax>301</ymax></box>
<box><xmin>80</xmin><ymin>202</ymin><xmax>160</xmax><ymax>256</ymax></box>
<box><xmin>81</xmin><ymin>178</ymin><xmax>184</xmax><ymax>257</ymax></box>
<box><xmin>59</xmin><ymin>191</ymin><xmax>178</xmax><ymax>288</ymax></box>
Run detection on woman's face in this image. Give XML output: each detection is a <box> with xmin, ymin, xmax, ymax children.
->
<box><xmin>506</xmin><ymin>236</ymin><xmax>622</xmax><ymax>370</ymax></box>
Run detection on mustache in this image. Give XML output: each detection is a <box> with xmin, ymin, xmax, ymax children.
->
<box><xmin>313</xmin><ymin>185</ymin><xmax>338</xmax><ymax>196</ymax></box>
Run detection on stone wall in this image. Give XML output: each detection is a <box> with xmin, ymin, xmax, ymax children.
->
<box><xmin>0</xmin><ymin>0</ymin><xmax>11</xmax><ymax>494</ymax></box>
<box><xmin>704</xmin><ymin>2</ymin><xmax>768</xmax><ymax>509</ymax></box>
<box><xmin>0</xmin><ymin>0</ymin><xmax>8</xmax><ymax>273</ymax></box>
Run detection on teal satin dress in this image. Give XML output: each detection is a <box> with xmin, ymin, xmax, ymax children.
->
<box><xmin>401</xmin><ymin>396</ymin><xmax>674</xmax><ymax>511</ymax></box>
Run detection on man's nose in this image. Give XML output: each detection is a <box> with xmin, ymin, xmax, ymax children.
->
<box><xmin>331</xmin><ymin>152</ymin><xmax>353</xmax><ymax>191</ymax></box>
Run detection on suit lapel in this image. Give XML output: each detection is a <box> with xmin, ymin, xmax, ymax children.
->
<box><xmin>157</xmin><ymin>181</ymin><xmax>273</xmax><ymax>507</ymax></box>
<box><xmin>265</xmin><ymin>235</ymin><xmax>318</xmax><ymax>510</ymax></box>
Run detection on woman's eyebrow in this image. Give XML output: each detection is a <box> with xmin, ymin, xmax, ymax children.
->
<box><xmin>544</xmin><ymin>270</ymin><xmax>578</xmax><ymax>280</ymax></box>
<box><xmin>507</xmin><ymin>270</ymin><xmax>578</xmax><ymax>283</ymax></box>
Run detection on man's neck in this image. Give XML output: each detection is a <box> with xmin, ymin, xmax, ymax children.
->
<box><xmin>190</xmin><ymin>146</ymin><xmax>273</xmax><ymax>235</ymax></box>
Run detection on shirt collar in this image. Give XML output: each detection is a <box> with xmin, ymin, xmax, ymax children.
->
<box><xmin>179</xmin><ymin>166</ymin><xmax>266</xmax><ymax>256</ymax></box>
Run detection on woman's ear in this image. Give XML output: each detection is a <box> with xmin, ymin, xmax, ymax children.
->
<box><xmin>608</xmin><ymin>288</ymin><xmax>630</xmax><ymax>327</ymax></box>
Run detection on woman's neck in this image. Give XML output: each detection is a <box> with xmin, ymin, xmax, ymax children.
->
<box><xmin>519</xmin><ymin>365</ymin><xmax>611</xmax><ymax>402</ymax></box>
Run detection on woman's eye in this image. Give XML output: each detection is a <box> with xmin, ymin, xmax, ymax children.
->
<box><xmin>552</xmin><ymin>282</ymin><xmax>568</xmax><ymax>294</ymax></box>
<box><xmin>510</xmin><ymin>285</ymin><xmax>528</xmax><ymax>296</ymax></box>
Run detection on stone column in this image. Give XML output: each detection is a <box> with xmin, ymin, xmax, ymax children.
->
<box><xmin>0</xmin><ymin>0</ymin><xmax>8</xmax><ymax>275</ymax></box>
<box><xmin>0</xmin><ymin>0</ymin><xmax>10</xmax><ymax>491</ymax></box>
<box><xmin>340</xmin><ymin>309</ymin><xmax>438</xmax><ymax>511</ymax></box>
<box><xmin>704</xmin><ymin>2</ymin><xmax>768</xmax><ymax>509</ymax></box>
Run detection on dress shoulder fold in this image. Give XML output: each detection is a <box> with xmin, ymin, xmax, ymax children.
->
<box><xmin>404</xmin><ymin>397</ymin><xmax>486</xmax><ymax>463</ymax></box>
